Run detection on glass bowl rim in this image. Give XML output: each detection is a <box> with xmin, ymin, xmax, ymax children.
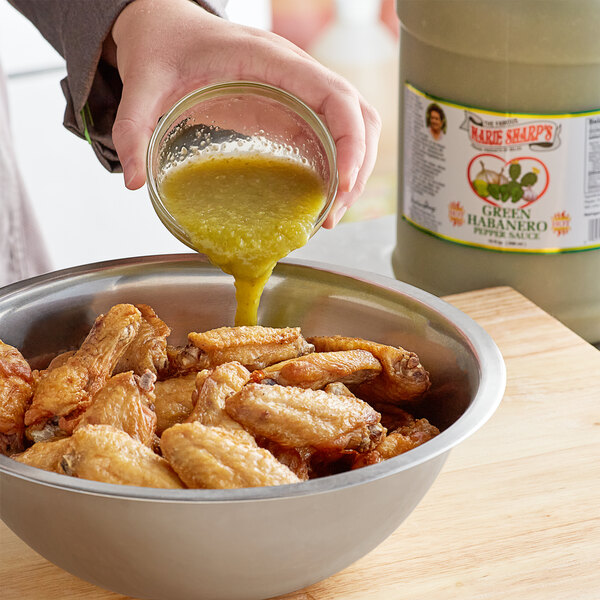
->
<box><xmin>145</xmin><ymin>80</ymin><xmax>340</xmax><ymax>250</ymax></box>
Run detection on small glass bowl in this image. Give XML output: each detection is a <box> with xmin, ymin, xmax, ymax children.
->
<box><xmin>146</xmin><ymin>81</ymin><xmax>339</xmax><ymax>250</ymax></box>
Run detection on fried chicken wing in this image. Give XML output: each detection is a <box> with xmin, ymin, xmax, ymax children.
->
<box><xmin>395</xmin><ymin>416</ymin><xmax>440</xmax><ymax>446</ymax></box>
<box><xmin>60</xmin><ymin>425</ymin><xmax>184</xmax><ymax>488</ymax></box>
<box><xmin>75</xmin><ymin>370</ymin><xmax>157</xmax><ymax>446</ymax></box>
<box><xmin>0</xmin><ymin>341</ymin><xmax>34</xmax><ymax>454</ymax></box>
<box><xmin>182</xmin><ymin>360</ymin><xmax>312</xmax><ymax>480</ymax></box>
<box><xmin>369</xmin><ymin>403</ymin><xmax>418</xmax><ymax>431</ymax></box>
<box><xmin>251</xmin><ymin>350</ymin><xmax>382</xmax><ymax>389</ymax></box>
<box><xmin>307</xmin><ymin>335</ymin><xmax>430</xmax><ymax>403</ymax></box>
<box><xmin>114</xmin><ymin>304</ymin><xmax>170</xmax><ymax>376</ymax></box>
<box><xmin>225</xmin><ymin>383</ymin><xmax>384</xmax><ymax>452</ymax></box>
<box><xmin>323</xmin><ymin>382</ymin><xmax>356</xmax><ymax>397</ymax></box>
<box><xmin>164</xmin><ymin>344</ymin><xmax>211</xmax><ymax>377</ymax></box>
<box><xmin>186</xmin><ymin>326</ymin><xmax>314</xmax><ymax>371</ymax></box>
<box><xmin>24</xmin><ymin>304</ymin><xmax>142</xmax><ymax>442</ymax></box>
<box><xmin>161</xmin><ymin>422</ymin><xmax>300</xmax><ymax>488</ymax></box>
<box><xmin>13</xmin><ymin>437</ymin><xmax>74</xmax><ymax>473</ymax></box>
<box><xmin>256</xmin><ymin>437</ymin><xmax>312</xmax><ymax>481</ymax></box>
<box><xmin>46</xmin><ymin>350</ymin><xmax>75</xmax><ymax>371</ymax></box>
<box><xmin>353</xmin><ymin>415</ymin><xmax>440</xmax><ymax>469</ymax></box>
<box><xmin>186</xmin><ymin>362</ymin><xmax>251</xmax><ymax>431</ymax></box>
<box><xmin>153</xmin><ymin>372</ymin><xmax>199</xmax><ymax>434</ymax></box>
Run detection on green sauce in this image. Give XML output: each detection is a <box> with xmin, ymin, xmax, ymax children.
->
<box><xmin>159</xmin><ymin>154</ymin><xmax>326</xmax><ymax>326</ymax></box>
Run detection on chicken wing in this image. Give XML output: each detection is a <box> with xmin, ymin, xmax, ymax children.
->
<box><xmin>353</xmin><ymin>415</ymin><xmax>440</xmax><ymax>469</ymax></box>
<box><xmin>24</xmin><ymin>304</ymin><xmax>142</xmax><ymax>441</ymax></box>
<box><xmin>161</xmin><ymin>422</ymin><xmax>300</xmax><ymax>488</ymax></box>
<box><xmin>75</xmin><ymin>370</ymin><xmax>157</xmax><ymax>447</ymax></box>
<box><xmin>250</xmin><ymin>350</ymin><xmax>382</xmax><ymax>389</ymax></box>
<box><xmin>307</xmin><ymin>335</ymin><xmax>430</xmax><ymax>403</ymax></box>
<box><xmin>114</xmin><ymin>304</ymin><xmax>170</xmax><ymax>376</ymax></box>
<box><xmin>60</xmin><ymin>424</ymin><xmax>184</xmax><ymax>488</ymax></box>
<box><xmin>256</xmin><ymin>437</ymin><xmax>311</xmax><ymax>481</ymax></box>
<box><xmin>394</xmin><ymin>416</ymin><xmax>440</xmax><ymax>447</ymax></box>
<box><xmin>369</xmin><ymin>403</ymin><xmax>418</xmax><ymax>432</ymax></box>
<box><xmin>184</xmin><ymin>326</ymin><xmax>315</xmax><ymax>371</ymax></box>
<box><xmin>153</xmin><ymin>372</ymin><xmax>199</xmax><ymax>435</ymax></box>
<box><xmin>164</xmin><ymin>344</ymin><xmax>211</xmax><ymax>377</ymax></box>
<box><xmin>13</xmin><ymin>436</ymin><xmax>74</xmax><ymax>473</ymax></box>
<box><xmin>186</xmin><ymin>361</ymin><xmax>251</xmax><ymax>431</ymax></box>
<box><xmin>46</xmin><ymin>350</ymin><xmax>75</xmax><ymax>371</ymax></box>
<box><xmin>0</xmin><ymin>340</ymin><xmax>34</xmax><ymax>455</ymax></box>
<box><xmin>225</xmin><ymin>383</ymin><xmax>385</xmax><ymax>452</ymax></box>
<box><xmin>323</xmin><ymin>382</ymin><xmax>356</xmax><ymax>397</ymax></box>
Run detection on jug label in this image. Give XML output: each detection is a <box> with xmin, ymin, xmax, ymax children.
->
<box><xmin>402</xmin><ymin>83</ymin><xmax>600</xmax><ymax>253</ymax></box>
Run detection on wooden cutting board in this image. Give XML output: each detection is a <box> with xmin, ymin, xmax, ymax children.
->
<box><xmin>2</xmin><ymin>287</ymin><xmax>599</xmax><ymax>600</ymax></box>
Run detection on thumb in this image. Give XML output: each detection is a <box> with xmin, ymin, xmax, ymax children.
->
<box><xmin>112</xmin><ymin>75</ymin><xmax>171</xmax><ymax>190</ymax></box>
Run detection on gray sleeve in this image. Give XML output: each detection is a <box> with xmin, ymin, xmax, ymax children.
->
<box><xmin>7</xmin><ymin>0</ymin><xmax>228</xmax><ymax>172</ymax></box>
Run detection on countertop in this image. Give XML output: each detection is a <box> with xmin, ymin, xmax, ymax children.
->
<box><xmin>2</xmin><ymin>285</ymin><xmax>599</xmax><ymax>600</ymax></box>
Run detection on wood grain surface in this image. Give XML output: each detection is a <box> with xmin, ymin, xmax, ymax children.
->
<box><xmin>2</xmin><ymin>286</ymin><xmax>599</xmax><ymax>600</ymax></box>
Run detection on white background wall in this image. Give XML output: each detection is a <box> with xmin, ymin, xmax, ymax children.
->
<box><xmin>0</xmin><ymin>1</ymin><xmax>272</xmax><ymax>273</ymax></box>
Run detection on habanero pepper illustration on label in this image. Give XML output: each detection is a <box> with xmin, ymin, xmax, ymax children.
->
<box><xmin>402</xmin><ymin>83</ymin><xmax>600</xmax><ymax>253</ymax></box>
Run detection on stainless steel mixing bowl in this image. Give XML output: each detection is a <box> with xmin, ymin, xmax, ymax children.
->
<box><xmin>0</xmin><ymin>255</ymin><xmax>505</xmax><ymax>600</ymax></box>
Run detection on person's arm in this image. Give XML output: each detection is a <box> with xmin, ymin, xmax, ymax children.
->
<box><xmin>108</xmin><ymin>0</ymin><xmax>380</xmax><ymax>227</ymax></box>
<box><xmin>9</xmin><ymin>0</ymin><xmax>379</xmax><ymax>227</ymax></box>
<box><xmin>7</xmin><ymin>0</ymin><xmax>226</xmax><ymax>173</ymax></box>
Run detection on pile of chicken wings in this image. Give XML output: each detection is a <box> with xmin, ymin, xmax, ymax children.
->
<box><xmin>0</xmin><ymin>303</ymin><xmax>438</xmax><ymax>489</ymax></box>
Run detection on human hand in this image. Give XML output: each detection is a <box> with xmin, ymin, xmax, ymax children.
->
<box><xmin>108</xmin><ymin>0</ymin><xmax>381</xmax><ymax>227</ymax></box>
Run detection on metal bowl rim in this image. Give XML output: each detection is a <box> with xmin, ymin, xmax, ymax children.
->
<box><xmin>0</xmin><ymin>254</ymin><xmax>505</xmax><ymax>503</ymax></box>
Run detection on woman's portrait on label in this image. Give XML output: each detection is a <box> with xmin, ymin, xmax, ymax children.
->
<box><xmin>426</xmin><ymin>103</ymin><xmax>446</xmax><ymax>141</ymax></box>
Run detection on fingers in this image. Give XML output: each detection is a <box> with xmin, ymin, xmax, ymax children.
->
<box><xmin>323</xmin><ymin>97</ymin><xmax>382</xmax><ymax>229</ymax></box>
<box><xmin>254</xmin><ymin>48</ymin><xmax>381</xmax><ymax>228</ymax></box>
<box><xmin>112</xmin><ymin>72</ymin><xmax>174</xmax><ymax>190</ymax></box>
<box><xmin>276</xmin><ymin>66</ymin><xmax>369</xmax><ymax>192</ymax></box>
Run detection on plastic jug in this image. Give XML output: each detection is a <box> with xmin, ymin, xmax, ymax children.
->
<box><xmin>393</xmin><ymin>0</ymin><xmax>600</xmax><ymax>342</ymax></box>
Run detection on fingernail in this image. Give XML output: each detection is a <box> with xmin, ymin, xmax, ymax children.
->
<box><xmin>332</xmin><ymin>206</ymin><xmax>347</xmax><ymax>226</ymax></box>
<box><xmin>124</xmin><ymin>164</ymin><xmax>138</xmax><ymax>189</ymax></box>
